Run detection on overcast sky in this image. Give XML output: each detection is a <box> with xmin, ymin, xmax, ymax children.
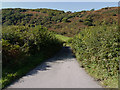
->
<box><xmin>2</xmin><ymin>0</ymin><xmax>120</xmax><ymax>2</ymax></box>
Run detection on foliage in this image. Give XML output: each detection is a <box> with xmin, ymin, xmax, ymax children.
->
<box><xmin>55</xmin><ymin>34</ymin><xmax>71</xmax><ymax>42</ymax></box>
<box><xmin>68</xmin><ymin>25</ymin><xmax>119</xmax><ymax>88</ymax></box>
<box><xmin>2</xmin><ymin>25</ymin><xmax>63</xmax><ymax>88</ymax></box>
<box><xmin>1</xmin><ymin>7</ymin><xmax>119</xmax><ymax>88</ymax></box>
<box><xmin>84</xmin><ymin>17</ymin><xmax>94</xmax><ymax>26</ymax></box>
<box><xmin>2</xmin><ymin>25</ymin><xmax>62</xmax><ymax>66</ymax></box>
<box><xmin>90</xmin><ymin>9</ymin><xmax>95</xmax><ymax>11</ymax></box>
<box><xmin>2</xmin><ymin>7</ymin><xmax>118</xmax><ymax>37</ymax></box>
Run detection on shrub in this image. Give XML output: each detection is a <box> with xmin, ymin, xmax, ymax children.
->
<box><xmin>62</xmin><ymin>17</ymin><xmax>68</xmax><ymax>22</ymax></box>
<box><xmin>84</xmin><ymin>21</ymin><xmax>93</xmax><ymax>26</ymax></box>
<box><xmin>2</xmin><ymin>25</ymin><xmax>62</xmax><ymax>67</ymax></box>
<box><xmin>90</xmin><ymin>9</ymin><xmax>95</xmax><ymax>11</ymax></box>
<box><xmin>79</xmin><ymin>19</ymin><xmax>83</xmax><ymax>22</ymax></box>
<box><xmin>84</xmin><ymin>17</ymin><xmax>93</xmax><ymax>26</ymax></box>
<box><xmin>69</xmin><ymin>25</ymin><xmax>119</xmax><ymax>88</ymax></box>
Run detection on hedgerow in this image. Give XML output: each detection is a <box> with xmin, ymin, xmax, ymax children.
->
<box><xmin>68</xmin><ymin>25</ymin><xmax>119</xmax><ymax>88</ymax></box>
<box><xmin>2</xmin><ymin>25</ymin><xmax>62</xmax><ymax>67</ymax></box>
<box><xmin>2</xmin><ymin>25</ymin><xmax>63</xmax><ymax>88</ymax></box>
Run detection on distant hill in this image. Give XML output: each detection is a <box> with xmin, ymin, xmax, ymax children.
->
<box><xmin>2</xmin><ymin>7</ymin><xmax>118</xmax><ymax>37</ymax></box>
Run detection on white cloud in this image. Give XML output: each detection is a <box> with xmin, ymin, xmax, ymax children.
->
<box><xmin>2</xmin><ymin>0</ymin><xmax>120</xmax><ymax>2</ymax></box>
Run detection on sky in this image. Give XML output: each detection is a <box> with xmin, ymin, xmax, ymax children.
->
<box><xmin>2</xmin><ymin>0</ymin><xmax>120</xmax><ymax>2</ymax></box>
<box><xmin>1</xmin><ymin>1</ymin><xmax>119</xmax><ymax>12</ymax></box>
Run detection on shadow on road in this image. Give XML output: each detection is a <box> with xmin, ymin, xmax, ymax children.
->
<box><xmin>26</xmin><ymin>46</ymin><xmax>75</xmax><ymax>76</ymax></box>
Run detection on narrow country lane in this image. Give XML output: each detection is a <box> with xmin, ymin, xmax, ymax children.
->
<box><xmin>8</xmin><ymin>47</ymin><xmax>102</xmax><ymax>88</ymax></box>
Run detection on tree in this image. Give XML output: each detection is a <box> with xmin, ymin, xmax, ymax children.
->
<box><xmin>90</xmin><ymin>9</ymin><xmax>95</xmax><ymax>11</ymax></box>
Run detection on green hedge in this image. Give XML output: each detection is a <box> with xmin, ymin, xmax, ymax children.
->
<box><xmin>2</xmin><ymin>25</ymin><xmax>62</xmax><ymax>67</ymax></box>
<box><xmin>68</xmin><ymin>25</ymin><xmax>119</xmax><ymax>88</ymax></box>
<box><xmin>2</xmin><ymin>25</ymin><xmax>63</xmax><ymax>88</ymax></box>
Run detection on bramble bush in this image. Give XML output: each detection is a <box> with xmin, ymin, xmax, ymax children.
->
<box><xmin>68</xmin><ymin>25</ymin><xmax>119</xmax><ymax>88</ymax></box>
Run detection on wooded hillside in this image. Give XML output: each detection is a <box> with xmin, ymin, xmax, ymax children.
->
<box><xmin>2</xmin><ymin>7</ymin><xmax>118</xmax><ymax>36</ymax></box>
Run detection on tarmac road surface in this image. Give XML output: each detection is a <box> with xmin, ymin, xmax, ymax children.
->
<box><xmin>8</xmin><ymin>47</ymin><xmax>102</xmax><ymax>88</ymax></box>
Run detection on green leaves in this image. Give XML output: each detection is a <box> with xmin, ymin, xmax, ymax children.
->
<box><xmin>2</xmin><ymin>25</ymin><xmax>62</xmax><ymax>67</ymax></box>
<box><xmin>70</xmin><ymin>24</ymin><xmax>119</xmax><ymax>88</ymax></box>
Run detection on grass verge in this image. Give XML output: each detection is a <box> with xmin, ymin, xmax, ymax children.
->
<box><xmin>55</xmin><ymin>34</ymin><xmax>71</xmax><ymax>42</ymax></box>
<box><xmin>2</xmin><ymin>26</ymin><xmax>63</xmax><ymax>89</ymax></box>
<box><xmin>2</xmin><ymin>47</ymin><xmax>62</xmax><ymax>89</ymax></box>
<box><xmin>55</xmin><ymin>34</ymin><xmax>72</xmax><ymax>46</ymax></box>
